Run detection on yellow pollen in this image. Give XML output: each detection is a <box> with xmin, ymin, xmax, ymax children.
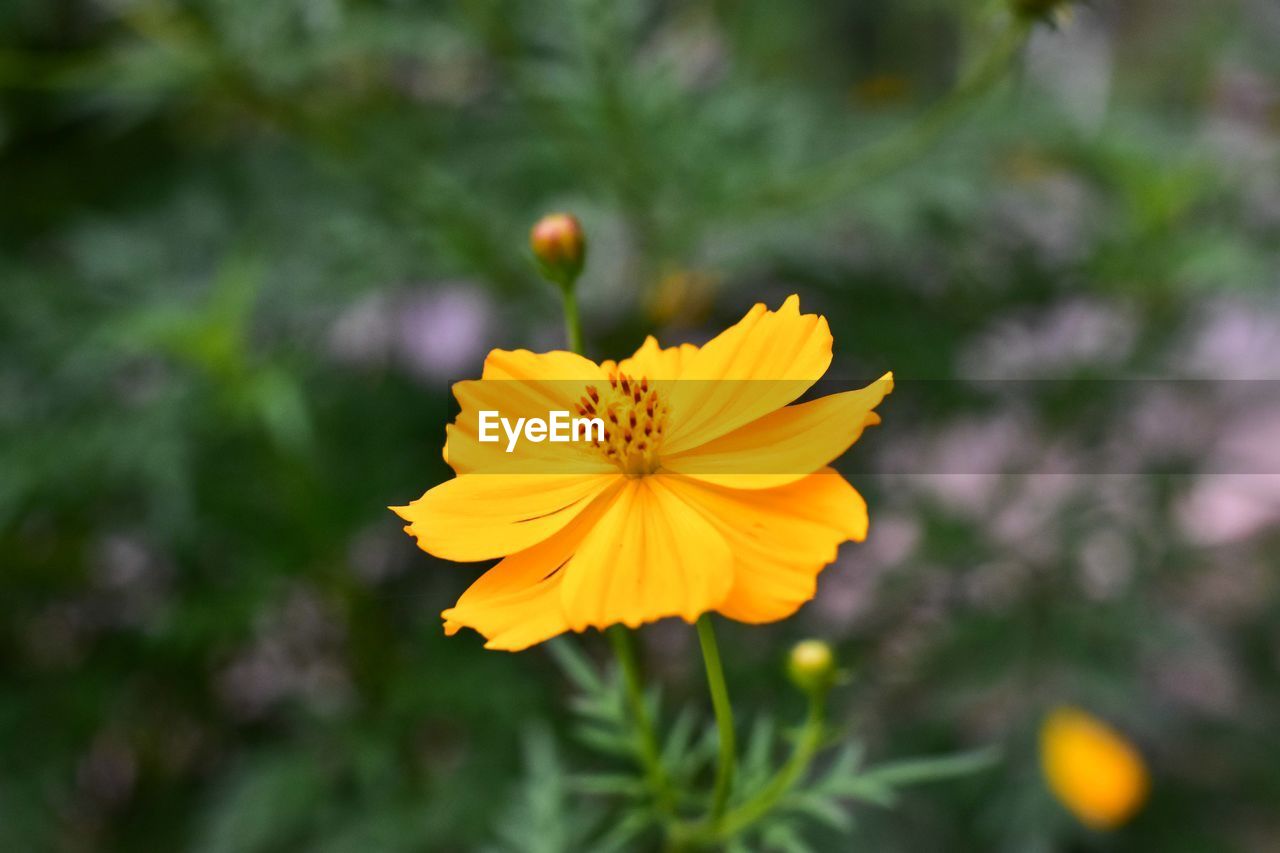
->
<box><xmin>581</xmin><ymin>371</ymin><xmax>667</xmax><ymax>476</ymax></box>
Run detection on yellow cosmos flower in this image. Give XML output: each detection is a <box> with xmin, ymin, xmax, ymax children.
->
<box><xmin>392</xmin><ymin>295</ymin><xmax>892</xmax><ymax>650</ymax></box>
<box><xmin>1040</xmin><ymin>707</ymin><xmax>1149</xmax><ymax>830</ymax></box>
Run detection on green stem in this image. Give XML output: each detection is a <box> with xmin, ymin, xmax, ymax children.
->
<box><xmin>751</xmin><ymin>20</ymin><xmax>1030</xmax><ymax>212</ymax></box>
<box><xmin>560</xmin><ymin>285</ymin><xmax>584</xmax><ymax>355</ymax></box>
<box><xmin>713</xmin><ymin>693</ymin><xmax>826</xmax><ymax>840</ymax></box>
<box><xmin>696</xmin><ymin>615</ymin><xmax>736</xmax><ymax>824</ymax></box>
<box><xmin>608</xmin><ymin>626</ymin><xmax>676</xmax><ymax>814</ymax></box>
<box><xmin>672</xmin><ymin>689</ymin><xmax>827</xmax><ymax>847</ymax></box>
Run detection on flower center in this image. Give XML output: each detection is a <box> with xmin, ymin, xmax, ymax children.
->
<box><xmin>575</xmin><ymin>371</ymin><xmax>667</xmax><ymax>476</ymax></box>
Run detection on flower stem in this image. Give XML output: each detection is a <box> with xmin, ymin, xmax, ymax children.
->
<box><xmin>696</xmin><ymin>614</ymin><xmax>736</xmax><ymax>824</ymax></box>
<box><xmin>713</xmin><ymin>692</ymin><xmax>826</xmax><ymax>840</ymax></box>
<box><xmin>560</xmin><ymin>285</ymin><xmax>584</xmax><ymax>355</ymax></box>
<box><xmin>749</xmin><ymin>19</ymin><xmax>1030</xmax><ymax>212</ymax></box>
<box><xmin>607</xmin><ymin>626</ymin><xmax>675</xmax><ymax>814</ymax></box>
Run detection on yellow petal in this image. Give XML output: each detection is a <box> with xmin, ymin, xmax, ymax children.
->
<box><xmin>617</xmin><ymin>335</ymin><xmax>701</xmax><ymax>380</ymax></box>
<box><xmin>442</xmin><ymin>486</ymin><xmax>621</xmax><ymax>650</ymax></box>
<box><xmin>662</xmin><ymin>373</ymin><xmax>893</xmax><ymax>489</ymax></box>
<box><xmin>661</xmin><ymin>295</ymin><xmax>833</xmax><ymax>455</ymax></box>
<box><xmin>1041</xmin><ymin>707</ymin><xmax>1149</xmax><ymax>830</ymax></box>
<box><xmin>442</xmin><ymin>552</ymin><xmax>568</xmax><ymax>652</ymax></box>
<box><xmin>392</xmin><ymin>472</ymin><xmax>619</xmax><ymax>562</ymax></box>
<box><xmin>559</xmin><ymin>477</ymin><xmax>733</xmax><ymax>631</ymax></box>
<box><xmin>479</xmin><ymin>347</ymin><xmax>604</xmax><ymax>383</ymax></box>
<box><xmin>661</xmin><ymin>469</ymin><xmax>867</xmax><ymax>623</ymax></box>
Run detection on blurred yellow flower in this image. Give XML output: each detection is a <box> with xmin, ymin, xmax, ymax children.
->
<box><xmin>646</xmin><ymin>267</ymin><xmax>718</xmax><ymax>326</ymax></box>
<box><xmin>1041</xmin><ymin>707</ymin><xmax>1149</xmax><ymax>830</ymax></box>
<box><xmin>851</xmin><ymin>74</ymin><xmax>911</xmax><ymax>107</ymax></box>
<box><xmin>393</xmin><ymin>296</ymin><xmax>892</xmax><ymax>650</ymax></box>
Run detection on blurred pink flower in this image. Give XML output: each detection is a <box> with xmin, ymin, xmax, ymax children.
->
<box><xmin>395</xmin><ymin>286</ymin><xmax>494</xmax><ymax>380</ymax></box>
<box><xmin>1178</xmin><ymin>475</ymin><xmax>1280</xmax><ymax>546</ymax></box>
<box><xmin>1178</xmin><ymin>405</ymin><xmax>1280</xmax><ymax>545</ymax></box>
<box><xmin>1181</xmin><ymin>300</ymin><xmax>1280</xmax><ymax>380</ymax></box>
<box><xmin>811</xmin><ymin>513</ymin><xmax>920</xmax><ymax>629</ymax></box>
<box><xmin>959</xmin><ymin>298</ymin><xmax>1135</xmax><ymax>379</ymax></box>
<box><xmin>328</xmin><ymin>283</ymin><xmax>494</xmax><ymax>382</ymax></box>
<box><xmin>216</xmin><ymin>586</ymin><xmax>353</xmax><ymax>720</ymax></box>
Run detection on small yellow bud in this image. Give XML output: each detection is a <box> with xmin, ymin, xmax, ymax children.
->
<box><xmin>1040</xmin><ymin>707</ymin><xmax>1149</xmax><ymax>830</ymax></box>
<box><xmin>529</xmin><ymin>212</ymin><xmax>586</xmax><ymax>288</ymax></box>
<box><xmin>787</xmin><ymin>639</ymin><xmax>837</xmax><ymax>695</ymax></box>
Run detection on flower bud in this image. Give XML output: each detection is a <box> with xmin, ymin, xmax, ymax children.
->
<box><xmin>530</xmin><ymin>212</ymin><xmax>586</xmax><ymax>288</ymax></box>
<box><xmin>787</xmin><ymin>639</ymin><xmax>837</xmax><ymax>695</ymax></box>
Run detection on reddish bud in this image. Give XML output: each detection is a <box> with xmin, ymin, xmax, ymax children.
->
<box><xmin>530</xmin><ymin>212</ymin><xmax>586</xmax><ymax>288</ymax></box>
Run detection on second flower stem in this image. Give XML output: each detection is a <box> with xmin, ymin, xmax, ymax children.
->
<box><xmin>713</xmin><ymin>693</ymin><xmax>825</xmax><ymax>840</ymax></box>
<box><xmin>560</xmin><ymin>285</ymin><xmax>584</xmax><ymax>354</ymax></box>
<box><xmin>696</xmin><ymin>614</ymin><xmax>736</xmax><ymax>823</ymax></box>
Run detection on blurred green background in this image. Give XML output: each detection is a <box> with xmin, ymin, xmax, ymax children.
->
<box><xmin>3</xmin><ymin>0</ymin><xmax>1279</xmax><ymax>850</ymax></box>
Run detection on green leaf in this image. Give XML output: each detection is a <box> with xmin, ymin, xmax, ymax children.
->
<box><xmin>490</xmin><ymin>726</ymin><xmax>598</xmax><ymax>853</ymax></box>
<box><xmin>546</xmin><ymin>638</ymin><xmax>603</xmax><ymax>694</ymax></box>
<box><xmin>857</xmin><ymin>746</ymin><xmax>1001</xmax><ymax>788</ymax></box>
<box><xmin>591</xmin><ymin>809</ymin><xmax>655</xmax><ymax>853</ymax></box>
<box><xmin>760</xmin><ymin>820</ymin><xmax>817</xmax><ymax>853</ymax></box>
<box><xmin>569</xmin><ymin>773</ymin><xmax>647</xmax><ymax>797</ymax></box>
<box><xmin>193</xmin><ymin>752</ymin><xmax>329</xmax><ymax>853</ymax></box>
<box><xmin>741</xmin><ymin>714</ymin><xmax>778</xmax><ymax>783</ymax></box>
<box><xmin>821</xmin><ymin>776</ymin><xmax>898</xmax><ymax>808</ymax></box>
<box><xmin>573</xmin><ymin>723</ymin><xmax>634</xmax><ymax>757</ymax></box>
<box><xmin>660</xmin><ymin>707</ymin><xmax>699</xmax><ymax>771</ymax></box>
<box><xmin>783</xmin><ymin>792</ymin><xmax>854</xmax><ymax>832</ymax></box>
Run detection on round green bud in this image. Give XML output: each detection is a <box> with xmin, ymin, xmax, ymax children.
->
<box><xmin>787</xmin><ymin>639</ymin><xmax>837</xmax><ymax>695</ymax></box>
<box><xmin>530</xmin><ymin>212</ymin><xmax>586</xmax><ymax>288</ymax></box>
